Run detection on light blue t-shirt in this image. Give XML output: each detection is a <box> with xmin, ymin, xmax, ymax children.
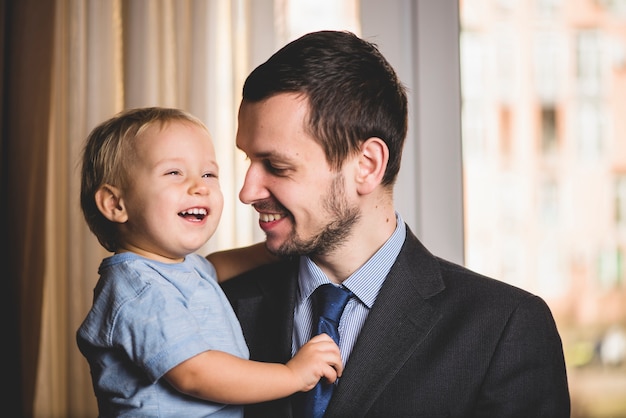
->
<box><xmin>77</xmin><ymin>252</ymin><xmax>249</xmax><ymax>418</ymax></box>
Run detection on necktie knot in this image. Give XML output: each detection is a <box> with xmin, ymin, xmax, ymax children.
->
<box><xmin>312</xmin><ymin>284</ymin><xmax>353</xmax><ymax>329</ymax></box>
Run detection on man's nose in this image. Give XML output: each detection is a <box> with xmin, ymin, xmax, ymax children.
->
<box><xmin>239</xmin><ymin>165</ymin><xmax>268</xmax><ymax>204</ymax></box>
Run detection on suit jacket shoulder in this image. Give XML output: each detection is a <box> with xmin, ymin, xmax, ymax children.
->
<box><xmin>329</xmin><ymin>226</ymin><xmax>569</xmax><ymax>417</ymax></box>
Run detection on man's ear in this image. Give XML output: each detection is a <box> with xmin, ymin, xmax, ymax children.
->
<box><xmin>356</xmin><ymin>137</ymin><xmax>389</xmax><ymax>195</ymax></box>
<box><xmin>95</xmin><ymin>184</ymin><xmax>128</xmax><ymax>223</ymax></box>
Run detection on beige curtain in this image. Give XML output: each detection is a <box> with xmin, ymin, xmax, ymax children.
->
<box><xmin>0</xmin><ymin>0</ymin><xmax>259</xmax><ymax>416</ymax></box>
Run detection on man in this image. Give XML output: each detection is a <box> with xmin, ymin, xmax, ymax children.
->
<box><xmin>217</xmin><ymin>30</ymin><xmax>570</xmax><ymax>417</ymax></box>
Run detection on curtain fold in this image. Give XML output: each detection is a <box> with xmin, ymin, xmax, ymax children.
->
<box><xmin>2</xmin><ymin>0</ymin><xmax>57</xmax><ymax>416</ymax></box>
<box><xmin>34</xmin><ymin>1</ymin><xmax>125</xmax><ymax>416</ymax></box>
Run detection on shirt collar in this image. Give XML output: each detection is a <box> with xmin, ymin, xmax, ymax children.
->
<box><xmin>298</xmin><ymin>212</ymin><xmax>406</xmax><ymax>308</ymax></box>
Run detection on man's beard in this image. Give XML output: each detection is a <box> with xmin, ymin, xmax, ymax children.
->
<box><xmin>274</xmin><ymin>174</ymin><xmax>360</xmax><ymax>257</ymax></box>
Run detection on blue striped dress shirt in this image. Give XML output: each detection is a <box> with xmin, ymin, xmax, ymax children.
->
<box><xmin>292</xmin><ymin>212</ymin><xmax>406</xmax><ymax>366</ymax></box>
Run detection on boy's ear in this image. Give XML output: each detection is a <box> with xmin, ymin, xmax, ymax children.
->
<box><xmin>356</xmin><ymin>137</ymin><xmax>389</xmax><ymax>195</ymax></box>
<box><xmin>95</xmin><ymin>184</ymin><xmax>128</xmax><ymax>223</ymax></box>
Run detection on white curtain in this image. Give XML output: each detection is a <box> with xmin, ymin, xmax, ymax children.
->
<box><xmin>34</xmin><ymin>1</ymin><xmax>258</xmax><ymax>416</ymax></box>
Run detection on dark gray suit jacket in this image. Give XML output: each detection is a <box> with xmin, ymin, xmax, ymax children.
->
<box><xmin>221</xmin><ymin>226</ymin><xmax>570</xmax><ymax>417</ymax></box>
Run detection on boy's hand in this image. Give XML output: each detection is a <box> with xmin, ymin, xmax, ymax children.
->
<box><xmin>286</xmin><ymin>333</ymin><xmax>343</xmax><ymax>391</ymax></box>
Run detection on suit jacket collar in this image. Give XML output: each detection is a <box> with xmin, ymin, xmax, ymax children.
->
<box><xmin>326</xmin><ymin>226</ymin><xmax>445</xmax><ymax>417</ymax></box>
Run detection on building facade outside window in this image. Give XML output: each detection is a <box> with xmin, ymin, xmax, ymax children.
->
<box><xmin>460</xmin><ymin>0</ymin><xmax>626</xmax><ymax>416</ymax></box>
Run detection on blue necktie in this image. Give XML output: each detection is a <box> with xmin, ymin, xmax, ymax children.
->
<box><xmin>302</xmin><ymin>284</ymin><xmax>353</xmax><ymax>418</ymax></box>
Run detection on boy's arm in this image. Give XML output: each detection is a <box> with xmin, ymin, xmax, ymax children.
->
<box><xmin>163</xmin><ymin>334</ymin><xmax>342</xmax><ymax>404</ymax></box>
<box><xmin>206</xmin><ymin>242</ymin><xmax>279</xmax><ymax>283</ymax></box>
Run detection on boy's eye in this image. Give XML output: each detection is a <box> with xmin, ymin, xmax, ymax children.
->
<box><xmin>203</xmin><ymin>172</ymin><xmax>218</xmax><ymax>179</ymax></box>
<box><xmin>166</xmin><ymin>170</ymin><xmax>181</xmax><ymax>176</ymax></box>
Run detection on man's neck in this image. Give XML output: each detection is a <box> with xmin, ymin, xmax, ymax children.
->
<box><xmin>310</xmin><ymin>207</ymin><xmax>398</xmax><ymax>283</ymax></box>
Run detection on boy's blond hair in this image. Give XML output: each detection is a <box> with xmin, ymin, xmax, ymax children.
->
<box><xmin>80</xmin><ymin>107</ymin><xmax>210</xmax><ymax>252</ymax></box>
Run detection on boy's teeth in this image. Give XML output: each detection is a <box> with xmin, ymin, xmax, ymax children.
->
<box><xmin>180</xmin><ymin>208</ymin><xmax>207</xmax><ymax>216</ymax></box>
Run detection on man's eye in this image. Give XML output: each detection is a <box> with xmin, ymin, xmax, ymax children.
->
<box><xmin>264</xmin><ymin>160</ymin><xmax>287</xmax><ymax>174</ymax></box>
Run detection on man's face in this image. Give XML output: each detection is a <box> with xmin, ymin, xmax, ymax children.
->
<box><xmin>236</xmin><ymin>93</ymin><xmax>360</xmax><ymax>257</ymax></box>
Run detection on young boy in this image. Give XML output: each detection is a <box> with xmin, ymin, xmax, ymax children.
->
<box><xmin>76</xmin><ymin>107</ymin><xmax>342</xmax><ymax>417</ymax></box>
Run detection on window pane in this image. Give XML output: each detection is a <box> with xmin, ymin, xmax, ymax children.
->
<box><xmin>460</xmin><ymin>0</ymin><xmax>626</xmax><ymax>416</ymax></box>
<box><xmin>275</xmin><ymin>0</ymin><xmax>360</xmax><ymax>44</ymax></box>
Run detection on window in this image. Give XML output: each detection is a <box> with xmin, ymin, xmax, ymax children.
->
<box><xmin>540</xmin><ymin>106</ymin><xmax>558</xmax><ymax>155</ymax></box>
<box><xmin>461</xmin><ymin>0</ymin><xmax>626</xmax><ymax>415</ymax></box>
<box><xmin>274</xmin><ymin>0</ymin><xmax>359</xmax><ymax>43</ymax></box>
<box><xmin>576</xmin><ymin>29</ymin><xmax>604</xmax><ymax>97</ymax></box>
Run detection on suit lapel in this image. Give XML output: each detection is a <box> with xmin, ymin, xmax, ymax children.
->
<box><xmin>327</xmin><ymin>229</ymin><xmax>445</xmax><ymax>417</ymax></box>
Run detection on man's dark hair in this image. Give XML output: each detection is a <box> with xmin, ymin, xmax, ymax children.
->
<box><xmin>242</xmin><ymin>30</ymin><xmax>408</xmax><ymax>187</ymax></box>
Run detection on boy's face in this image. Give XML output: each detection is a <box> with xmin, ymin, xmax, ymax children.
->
<box><xmin>118</xmin><ymin>121</ymin><xmax>223</xmax><ymax>261</ymax></box>
<box><xmin>236</xmin><ymin>93</ymin><xmax>360</xmax><ymax>258</ymax></box>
